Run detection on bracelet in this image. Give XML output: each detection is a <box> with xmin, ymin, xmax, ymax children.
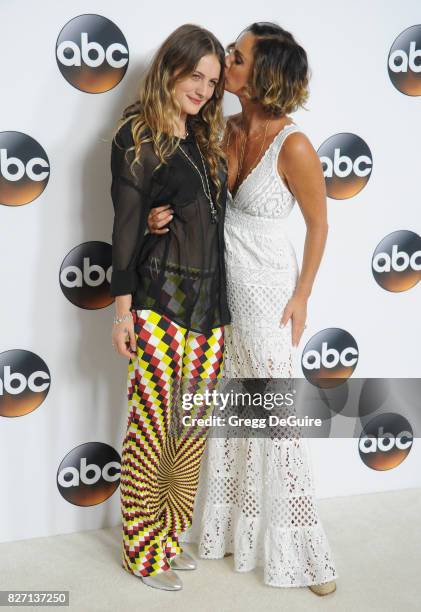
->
<box><xmin>113</xmin><ymin>313</ymin><xmax>132</xmax><ymax>326</ymax></box>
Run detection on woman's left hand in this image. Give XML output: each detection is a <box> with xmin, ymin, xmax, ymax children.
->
<box><xmin>280</xmin><ymin>295</ymin><xmax>308</xmax><ymax>348</ymax></box>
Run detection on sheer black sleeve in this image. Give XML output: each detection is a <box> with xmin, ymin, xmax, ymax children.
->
<box><xmin>109</xmin><ymin>121</ymin><xmax>155</xmax><ymax>297</ymax></box>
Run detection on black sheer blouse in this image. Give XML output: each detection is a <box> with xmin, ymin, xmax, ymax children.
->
<box><xmin>109</xmin><ymin>117</ymin><xmax>231</xmax><ymax>335</ymax></box>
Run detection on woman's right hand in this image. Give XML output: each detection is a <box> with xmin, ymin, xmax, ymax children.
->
<box><xmin>147</xmin><ymin>204</ymin><xmax>173</xmax><ymax>235</ymax></box>
<box><xmin>111</xmin><ymin>314</ymin><xmax>137</xmax><ymax>359</ymax></box>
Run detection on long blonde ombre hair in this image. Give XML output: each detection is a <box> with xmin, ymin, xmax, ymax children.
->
<box><xmin>114</xmin><ymin>24</ymin><xmax>226</xmax><ymax>203</ymax></box>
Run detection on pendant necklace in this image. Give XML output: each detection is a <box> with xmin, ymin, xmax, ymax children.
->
<box><xmin>234</xmin><ymin>118</ymin><xmax>270</xmax><ymax>195</ymax></box>
<box><xmin>178</xmin><ymin>134</ymin><xmax>218</xmax><ymax>223</ymax></box>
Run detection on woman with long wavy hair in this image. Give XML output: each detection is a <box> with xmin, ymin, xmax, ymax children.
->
<box><xmin>109</xmin><ymin>24</ymin><xmax>230</xmax><ymax>591</ymax></box>
<box><xmin>148</xmin><ymin>22</ymin><xmax>338</xmax><ymax>596</ymax></box>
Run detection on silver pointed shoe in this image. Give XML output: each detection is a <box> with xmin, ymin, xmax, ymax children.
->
<box><xmin>169</xmin><ymin>551</ymin><xmax>197</xmax><ymax>570</ymax></box>
<box><xmin>140</xmin><ymin>568</ymin><xmax>183</xmax><ymax>591</ymax></box>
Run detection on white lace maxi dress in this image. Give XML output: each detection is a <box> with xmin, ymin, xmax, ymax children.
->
<box><xmin>181</xmin><ymin>124</ymin><xmax>338</xmax><ymax>587</ymax></box>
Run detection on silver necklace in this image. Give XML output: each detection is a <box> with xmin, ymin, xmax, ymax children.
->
<box><xmin>178</xmin><ymin>139</ymin><xmax>218</xmax><ymax>223</ymax></box>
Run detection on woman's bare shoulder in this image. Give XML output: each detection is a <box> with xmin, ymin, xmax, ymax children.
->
<box><xmin>280</xmin><ymin>129</ymin><xmax>315</xmax><ymax>159</ymax></box>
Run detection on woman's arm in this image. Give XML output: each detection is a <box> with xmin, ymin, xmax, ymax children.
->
<box><xmin>110</xmin><ymin>126</ymin><xmax>152</xmax><ymax>298</ymax></box>
<box><xmin>110</xmin><ymin>123</ymin><xmax>153</xmax><ymax>357</ymax></box>
<box><xmin>278</xmin><ymin>132</ymin><xmax>328</xmax><ymax>347</ymax></box>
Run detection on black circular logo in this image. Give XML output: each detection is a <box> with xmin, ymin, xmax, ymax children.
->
<box><xmin>318</xmin><ymin>133</ymin><xmax>373</xmax><ymax>199</ymax></box>
<box><xmin>59</xmin><ymin>241</ymin><xmax>113</xmax><ymax>309</ymax></box>
<box><xmin>57</xmin><ymin>442</ymin><xmax>121</xmax><ymax>506</ymax></box>
<box><xmin>56</xmin><ymin>14</ymin><xmax>129</xmax><ymax>93</ymax></box>
<box><xmin>372</xmin><ymin>230</ymin><xmax>421</xmax><ymax>292</ymax></box>
<box><xmin>388</xmin><ymin>25</ymin><xmax>421</xmax><ymax>96</ymax></box>
<box><xmin>0</xmin><ymin>131</ymin><xmax>50</xmax><ymax>206</ymax></box>
<box><xmin>359</xmin><ymin>413</ymin><xmax>413</xmax><ymax>470</ymax></box>
<box><xmin>0</xmin><ymin>350</ymin><xmax>51</xmax><ymax>417</ymax></box>
<box><xmin>301</xmin><ymin>328</ymin><xmax>359</xmax><ymax>388</ymax></box>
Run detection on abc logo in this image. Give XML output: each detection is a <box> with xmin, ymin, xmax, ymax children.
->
<box><xmin>359</xmin><ymin>413</ymin><xmax>413</xmax><ymax>470</ymax></box>
<box><xmin>56</xmin><ymin>14</ymin><xmax>129</xmax><ymax>93</ymax></box>
<box><xmin>318</xmin><ymin>133</ymin><xmax>373</xmax><ymax>199</ymax></box>
<box><xmin>388</xmin><ymin>25</ymin><xmax>421</xmax><ymax>96</ymax></box>
<box><xmin>0</xmin><ymin>132</ymin><xmax>50</xmax><ymax>206</ymax></box>
<box><xmin>372</xmin><ymin>230</ymin><xmax>421</xmax><ymax>292</ymax></box>
<box><xmin>60</xmin><ymin>241</ymin><xmax>113</xmax><ymax>309</ymax></box>
<box><xmin>57</xmin><ymin>442</ymin><xmax>121</xmax><ymax>506</ymax></box>
<box><xmin>0</xmin><ymin>350</ymin><xmax>51</xmax><ymax>417</ymax></box>
<box><xmin>302</xmin><ymin>328</ymin><xmax>359</xmax><ymax>388</ymax></box>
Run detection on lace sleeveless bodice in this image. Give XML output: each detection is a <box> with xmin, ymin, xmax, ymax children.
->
<box><xmin>230</xmin><ymin>123</ymin><xmax>298</xmax><ymax>218</ymax></box>
<box><xmin>223</xmin><ymin>123</ymin><xmax>300</xmax><ymax>377</ymax></box>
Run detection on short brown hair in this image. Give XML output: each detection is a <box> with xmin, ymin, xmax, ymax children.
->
<box><xmin>241</xmin><ymin>22</ymin><xmax>309</xmax><ymax>115</ymax></box>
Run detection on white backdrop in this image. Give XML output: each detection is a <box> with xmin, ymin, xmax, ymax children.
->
<box><xmin>1</xmin><ymin>0</ymin><xmax>420</xmax><ymax>543</ymax></box>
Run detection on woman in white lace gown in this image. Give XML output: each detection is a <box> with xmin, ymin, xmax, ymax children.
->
<box><xmin>148</xmin><ymin>23</ymin><xmax>338</xmax><ymax>594</ymax></box>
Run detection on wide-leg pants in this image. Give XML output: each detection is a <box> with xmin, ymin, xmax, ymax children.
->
<box><xmin>120</xmin><ymin>308</ymin><xmax>225</xmax><ymax>577</ymax></box>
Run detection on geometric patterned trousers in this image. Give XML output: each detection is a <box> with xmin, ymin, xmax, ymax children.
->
<box><xmin>120</xmin><ymin>309</ymin><xmax>225</xmax><ymax>577</ymax></box>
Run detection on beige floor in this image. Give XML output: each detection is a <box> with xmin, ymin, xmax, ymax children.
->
<box><xmin>1</xmin><ymin>488</ymin><xmax>420</xmax><ymax>612</ymax></box>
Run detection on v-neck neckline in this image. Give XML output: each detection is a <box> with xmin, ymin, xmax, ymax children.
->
<box><xmin>229</xmin><ymin>122</ymin><xmax>296</xmax><ymax>200</ymax></box>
